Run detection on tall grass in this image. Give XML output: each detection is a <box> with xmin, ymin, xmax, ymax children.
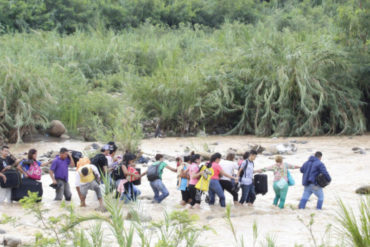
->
<box><xmin>336</xmin><ymin>198</ymin><xmax>370</xmax><ymax>247</ymax></box>
<box><xmin>0</xmin><ymin>1</ymin><xmax>368</xmax><ymax>142</ymax></box>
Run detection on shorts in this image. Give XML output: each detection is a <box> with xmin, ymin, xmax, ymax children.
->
<box><xmin>181</xmin><ymin>188</ymin><xmax>191</xmax><ymax>202</ymax></box>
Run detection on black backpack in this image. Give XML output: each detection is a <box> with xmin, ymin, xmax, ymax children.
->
<box><xmin>71</xmin><ymin>151</ymin><xmax>83</xmax><ymax>165</ymax></box>
<box><xmin>147</xmin><ymin>162</ymin><xmax>162</xmax><ymax>182</ymax></box>
<box><xmin>316</xmin><ymin>173</ymin><xmax>330</xmax><ymax>188</ymax></box>
<box><xmin>111</xmin><ymin>164</ymin><xmax>126</xmax><ymax>181</ymax></box>
<box><xmin>239</xmin><ymin>160</ymin><xmax>251</xmax><ymax>181</ymax></box>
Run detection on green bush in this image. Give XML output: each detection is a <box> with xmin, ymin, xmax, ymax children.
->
<box><xmin>0</xmin><ymin>0</ymin><xmax>369</xmax><ymax>142</ymax></box>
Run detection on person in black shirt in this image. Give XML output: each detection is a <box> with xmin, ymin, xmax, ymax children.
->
<box><xmin>91</xmin><ymin>145</ymin><xmax>109</xmax><ymax>176</ymax></box>
<box><xmin>0</xmin><ymin>145</ymin><xmax>21</xmax><ymax>203</ymax></box>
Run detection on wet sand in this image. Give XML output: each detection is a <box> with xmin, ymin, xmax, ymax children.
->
<box><xmin>1</xmin><ymin>135</ymin><xmax>369</xmax><ymax>246</ymax></box>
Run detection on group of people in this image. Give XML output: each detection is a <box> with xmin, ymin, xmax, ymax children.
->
<box><xmin>171</xmin><ymin>150</ymin><xmax>331</xmax><ymax>210</ymax></box>
<box><xmin>0</xmin><ymin>143</ymin><xmax>332</xmax><ymax>211</ymax></box>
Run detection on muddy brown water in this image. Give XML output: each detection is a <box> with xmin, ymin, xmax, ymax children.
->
<box><xmin>1</xmin><ymin>135</ymin><xmax>369</xmax><ymax>246</ymax></box>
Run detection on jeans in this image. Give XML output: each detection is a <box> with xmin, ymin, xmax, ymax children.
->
<box><xmin>239</xmin><ymin>184</ymin><xmax>254</xmax><ymax>204</ymax></box>
<box><xmin>299</xmin><ymin>184</ymin><xmax>324</xmax><ymax>209</ymax></box>
<box><xmin>120</xmin><ymin>183</ymin><xmax>141</xmax><ymax>203</ymax></box>
<box><xmin>273</xmin><ymin>181</ymin><xmax>289</xmax><ymax>209</ymax></box>
<box><xmin>55</xmin><ymin>179</ymin><xmax>72</xmax><ymax>201</ymax></box>
<box><xmin>208</xmin><ymin>179</ymin><xmax>226</xmax><ymax>207</ymax></box>
<box><xmin>150</xmin><ymin>179</ymin><xmax>169</xmax><ymax>203</ymax></box>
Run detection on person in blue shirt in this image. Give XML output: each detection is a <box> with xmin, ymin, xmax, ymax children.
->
<box><xmin>298</xmin><ymin>152</ymin><xmax>331</xmax><ymax>210</ymax></box>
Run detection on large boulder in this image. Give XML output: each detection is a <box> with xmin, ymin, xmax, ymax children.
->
<box><xmin>47</xmin><ymin>120</ymin><xmax>66</xmax><ymax>137</ymax></box>
<box><xmin>355</xmin><ymin>186</ymin><xmax>370</xmax><ymax>195</ymax></box>
<box><xmin>3</xmin><ymin>236</ymin><xmax>21</xmax><ymax>247</ymax></box>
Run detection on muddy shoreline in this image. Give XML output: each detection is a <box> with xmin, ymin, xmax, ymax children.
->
<box><xmin>1</xmin><ymin>135</ymin><xmax>369</xmax><ymax>246</ymax></box>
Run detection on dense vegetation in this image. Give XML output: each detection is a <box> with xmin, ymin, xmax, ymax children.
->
<box><xmin>0</xmin><ymin>0</ymin><xmax>369</xmax><ymax>148</ymax></box>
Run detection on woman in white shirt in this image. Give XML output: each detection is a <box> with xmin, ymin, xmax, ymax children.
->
<box><xmin>219</xmin><ymin>153</ymin><xmax>240</xmax><ymax>205</ymax></box>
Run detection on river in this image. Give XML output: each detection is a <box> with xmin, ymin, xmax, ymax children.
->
<box><xmin>1</xmin><ymin>135</ymin><xmax>369</xmax><ymax>246</ymax></box>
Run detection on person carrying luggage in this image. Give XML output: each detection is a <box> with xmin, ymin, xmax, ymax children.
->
<box><xmin>147</xmin><ymin>154</ymin><xmax>177</xmax><ymax>203</ymax></box>
<box><xmin>0</xmin><ymin>145</ymin><xmax>21</xmax><ymax>203</ymax></box>
<box><xmin>75</xmin><ymin>164</ymin><xmax>105</xmax><ymax>211</ymax></box>
<box><xmin>256</xmin><ymin>156</ymin><xmax>300</xmax><ymax>209</ymax></box>
<box><xmin>298</xmin><ymin>152</ymin><xmax>331</xmax><ymax>210</ymax></box>
<box><xmin>20</xmin><ymin>149</ymin><xmax>52</xmax><ymax>180</ymax></box>
<box><xmin>115</xmin><ymin>153</ymin><xmax>143</xmax><ymax>203</ymax></box>
<box><xmin>237</xmin><ymin>150</ymin><xmax>258</xmax><ymax>206</ymax></box>
<box><xmin>91</xmin><ymin>145</ymin><xmax>110</xmax><ymax>177</ymax></box>
<box><xmin>49</xmin><ymin>148</ymin><xmax>76</xmax><ymax>201</ymax></box>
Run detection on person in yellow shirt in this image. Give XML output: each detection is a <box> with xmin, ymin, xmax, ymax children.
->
<box><xmin>75</xmin><ymin>164</ymin><xmax>105</xmax><ymax>211</ymax></box>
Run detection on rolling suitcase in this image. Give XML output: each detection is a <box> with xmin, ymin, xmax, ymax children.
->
<box><xmin>254</xmin><ymin>174</ymin><xmax>268</xmax><ymax>195</ymax></box>
<box><xmin>11</xmin><ymin>178</ymin><xmax>43</xmax><ymax>202</ymax></box>
<box><xmin>0</xmin><ymin>170</ymin><xmax>22</xmax><ymax>188</ymax></box>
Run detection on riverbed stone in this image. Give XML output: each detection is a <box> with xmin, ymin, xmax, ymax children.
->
<box><xmin>3</xmin><ymin>236</ymin><xmax>21</xmax><ymax>247</ymax></box>
<box><xmin>355</xmin><ymin>186</ymin><xmax>370</xmax><ymax>195</ymax></box>
<box><xmin>0</xmin><ymin>229</ymin><xmax>5</xmax><ymax>234</ymax></box>
<box><xmin>266</xmin><ymin>143</ymin><xmax>297</xmax><ymax>155</ymax></box>
<box><xmin>352</xmin><ymin>147</ymin><xmax>366</xmax><ymax>154</ymax></box>
<box><xmin>47</xmin><ymin>120</ymin><xmax>66</xmax><ymax>137</ymax></box>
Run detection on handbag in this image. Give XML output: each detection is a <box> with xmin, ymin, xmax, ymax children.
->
<box><xmin>287</xmin><ymin>170</ymin><xmax>295</xmax><ymax>186</ymax></box>
<box><xmin>316</xmin><ymin>173</ymin><xmax>330</xmax><ymax>188</ymax></box>
<box><xmin>27</xmin><ymin>161</ymin><xmax>42</xmax><ymax>180</ymax></box>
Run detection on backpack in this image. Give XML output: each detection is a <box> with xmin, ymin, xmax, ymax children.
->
<box><xmin>71</xmin><ymin>151</ymin><xmax>83</xmax><ymax>165</ymax></box>
<box><xmin>111</xmin><ymin>164</ymin><xmax>126</xmax><ymax>181</ymax></box>
<box><xmin>147</xmin><ymin>162</ymin><xmax>162</xmax><ymax>182</ymax></box>
<box><xmin>239</xmin><ymin>160</ymin><xmax>251</xmax><ymax>181</ymax></box>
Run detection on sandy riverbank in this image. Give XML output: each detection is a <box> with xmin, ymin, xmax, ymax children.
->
<box><xmin>1</xmin><ymin>135</ymin><xmax>369</xmax><ymax>246</ymax></box>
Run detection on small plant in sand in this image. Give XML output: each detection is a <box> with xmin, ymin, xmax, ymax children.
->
<box><xmin>297</xmin><ymin>213</ymin><xmax>333</xmax><ymax>247</ymax></box>
<box><xmin>225</xmin><ymin>204</ymin><xmax>277</xmax><ymax>247</ymax></box>
<box><xmin>336</xmin><ymin>198</ymin><xmax>370</xmax><ymax>247</ymax></box>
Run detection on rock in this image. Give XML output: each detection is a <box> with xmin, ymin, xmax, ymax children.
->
<box><xmin>290</xmin><ymin>140</ymin><xmax>308</xmax><ymax>144</ymax></box>
<box><xmin>210</xmin><ymin>142</ymin><xmax>219</xmax><ymax>146</ymax></box>
<box><xmin>267</xmin><ymin>143</ymin><xmax>297</xmax><ymax>155</ymax></box>
<box><xmin>352</xmin><ymin>147</ymin><xmax>366</xmax><ymax>154</ymax></box>
<box><xmin>46</xmin><ymin>120</ymin><xmax>66</xmax><ymax>137</ymax></box>
<box><xmin>355</xmin><ymin>186</ymin><xmax>370</xmax><ymax>195</ymax></box>
<box><xmin>262</xmin><ymin>151</ymin><xmax>273</xmax><ymax>156</ymax></box>
<box><xmin>249</xmin><ymin>145</ymin><xmax>265</xmax><ymax>154</ymax></box>
<box><xmin>227</xmin><ymin>148</ymin><xmax>238</xmax><ymax>154</ymax></box>
<box><xmin>60</xmin><ymin>134</ymin><xmax>70</xmax><ymax>139</ymax></box>
<box><xmin>0</xmin><ymin>229</ymin><xmax>5</xmax><ymax>234</ymax></box>
<box><xmin>266</xmin><ymin>145</ymin><xmax>278</xmax><ymax>154</ymax></box>
<box><xmin>41</xmin><ymin>150</ymin><xmax>58</xmax><ymax>159</ymax></box>
<box><xmin>91</xmin><ymin>143</ymin><xmax>100</xmax><ymax>150</ymax></box>
<box><xmin>3</xmin><ymin>236</ymin><xmax>21</xmax><ymax>247</ymax></box>
<box><xmin>198</xmin><ymin>151</ymin><xmax>212</xmax><ymax>160</ymax></box>
<box><xmin>84</xmin><ymin>143</ymin><xmax>101</xmax><ymax>151</ymax></box>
